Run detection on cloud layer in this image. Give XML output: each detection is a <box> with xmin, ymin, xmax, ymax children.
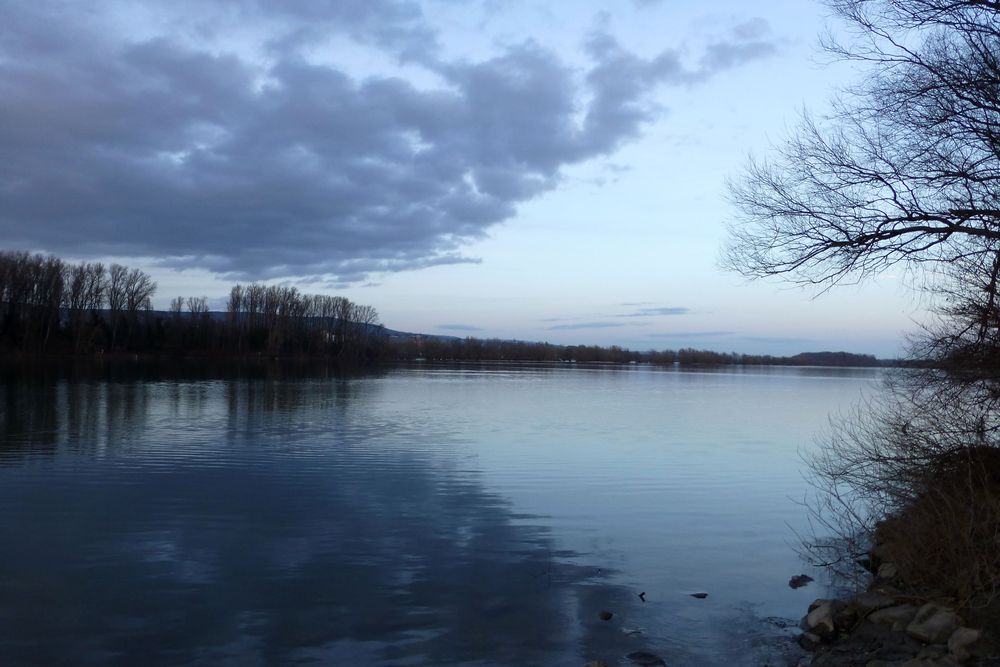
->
<box><xmin>0</xmin><ymin>1</ymin><xmax>777</xmax><ymax>282</ymax></box>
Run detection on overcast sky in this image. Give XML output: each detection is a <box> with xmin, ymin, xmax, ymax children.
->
<box><xmin>0</xmin><ymin>0</ymin><xmax>919</xmax><ymax>356</ymax></box>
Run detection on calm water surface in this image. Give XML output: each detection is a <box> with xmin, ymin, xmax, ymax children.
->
<box><xmin>0</xmin><ymin>362</ymin><xmax>880</xmax><ymax>666</ymax></box>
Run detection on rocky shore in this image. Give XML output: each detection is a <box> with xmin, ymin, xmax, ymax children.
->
<box><xmin>796</xmin><ymin>564</ymin><xmax>1000</xmax><ymax>667</ymax></box>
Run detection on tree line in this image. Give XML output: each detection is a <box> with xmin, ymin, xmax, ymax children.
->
<box><xmin>0</xmin><ymin>250</ymin><xmax>385</xmax><ymax>363</ymax></box>
<box><xmin>0</xmin><ymin>249</ymin><xmax>888</xmax><ymax>367</ymax></box>
<box><xmin>386</xmin><ymin>336</ymin><xmax>884</xmax><ymax>367</ymax></box>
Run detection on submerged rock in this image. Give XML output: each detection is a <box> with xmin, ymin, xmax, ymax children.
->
<box><xmin>789</xmin><ymin>574</ymin><xmax>815</xmax><ymax>589</ymax></box>
<box><xmin>626</xmin><ymin>650</ymin><xmax>667</xmax><ymax>666</ymax></box>
<box><xmin>690</xmin><ymin>592</ymin><xmax>708</xmax><ymax>599</ymax></box>
<box><xmin>598</xmin><ymin>610</ymin><xmax>614</xmax><ymax>621</ymax></box>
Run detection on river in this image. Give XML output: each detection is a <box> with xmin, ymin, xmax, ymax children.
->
<box><xmin>0</xmin><ymin>361</ymin><xmax>880</xmax><ymax>666</ymax></box>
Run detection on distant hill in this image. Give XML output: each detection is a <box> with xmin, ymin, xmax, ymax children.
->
<box><xmin>785</xmin><ymin>351</ymin><xmax>881</xmax><ymax>367</ymax></box>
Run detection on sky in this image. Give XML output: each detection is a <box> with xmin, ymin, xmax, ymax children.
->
<box><xmin>0</xmin><ymin>0</ymin><xmax>923</xmax><ymax>357</ymax></box>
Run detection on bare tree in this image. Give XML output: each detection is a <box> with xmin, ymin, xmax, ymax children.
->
<box><xmin>66</xmin><ymin>261</ymin><xmax>106</xmax><ymax>351</ymax></box>
<box><xmin>725</xmin><ymin>0</ymin><xmax>1000</xmax><ymax>288</ymax></box>
<box><xmin>106</xmin><ymin>264</ymin><xmax>128</xmax><ymax>349</ymax></box>
<box><xmin>186</xmin><ymin>296</ymin><xmax>208</xmax><ymax>316</ymax></box>
<box><xmin>725</xmin><ymin>0</ymin><xmax>1000</xmax><ymax>602</ymax></box>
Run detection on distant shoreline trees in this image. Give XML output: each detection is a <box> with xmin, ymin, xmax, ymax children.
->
<box><xmin>387</xmin><ymin>337</ymin><xmax>883</xmax><ymax>367</ymax></box>
<box><xmin>0</xmin><ymin>249</ymin><xmax>887</xmax><ymax>367</ymax></box>
<box><xmin>0</xmin><ymin>250</ymin><xmax>386</xmax><ymax>364</ymax></box>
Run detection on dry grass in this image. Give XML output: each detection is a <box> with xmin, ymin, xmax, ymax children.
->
<box><xmin>876</xmin><ymin>446</ymin><xmax>1000</xmax><ymax>607</ymax></box>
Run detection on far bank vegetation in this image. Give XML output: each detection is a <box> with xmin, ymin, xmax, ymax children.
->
<box><xmin>0</xmin><ymin>250</ymin><xmax>382</xmax><ymax>364</ymax></box>
<box><xmin>0</xmin><ymin>249</ymin><xmax>884</xmax><ymax>368</ymax></box>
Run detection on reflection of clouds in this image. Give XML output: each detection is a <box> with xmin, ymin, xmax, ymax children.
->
<box><xmin>0</xmin><ymin>364</ymin><xmax>642</xmax><ymax>666</ymax></box>
<box><xmin>130</xmin><ymin>530</ymin><xmax>217</xmax><ymax>586</ymax></box>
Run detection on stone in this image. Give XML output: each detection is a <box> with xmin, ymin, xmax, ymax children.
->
<box><xmin>852</xmin><ymin>591</ymin><xmax>897</xmax><ymax>614</ymax></box>
<box><xmin>947</xmin><ymin>627</ymin><xmax>984</xmax><ymax>663</ymax></box>
<box><xmin>690</xmin><ymin>592</ymin><xmax>708</xmax><ymax>599</ymax></box>
<box><xmin>790</xmin><ymin>574</ymin><xmax>815</xmax><ymax>589</ymax></box>
<box><xmin>906</xmin><ymin>604</ymin><xmax>962</xmax><ymax>645</ymax></box>
<box><xmin>809</xmin><ymin>598</ymin><xmax>841</xmax><ymax>613</ymax></box>
<box><xmin>598</xmin><ymin>610</ymin><xmax>613</xmax><ymax>621</ymax></box>
<box><xmin>834</xmin><ymin>605</ymin><xmax>859</xmax><ymax>632</ymax></box>
<box><xmin>805</xmin><ymin>601</ymin><xmax>839</xmax><ymax>638</ymax></box>
<box><xmin>916</xmin><ymin>644</ymin><xmax>948</xmax><ymax>660</ymax></box>
<box><xmin>869</xmin><ymin>604</ymin><xmax>918</xmax><ymax>630</ymax></box>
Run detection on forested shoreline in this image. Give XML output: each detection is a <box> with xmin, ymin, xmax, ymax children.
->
<box><xmin>0</xmin><ymin>249</ymin><xmax>887</xmax><ymax>367</ymax></box>
<box><xmin>0</xmin><ymin>250</ymin><xmax>384</xmax><ymax>364</ymax></box>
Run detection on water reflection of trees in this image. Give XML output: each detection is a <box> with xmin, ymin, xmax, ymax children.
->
<box><xmin>0</xmin><ymin>367</ymin><xmax>671</xmax><ymax>666</ymax></box>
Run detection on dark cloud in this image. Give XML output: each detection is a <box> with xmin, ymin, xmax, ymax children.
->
<box><xmin>0</xmin><ymin>2</ymin><xmax>779</xmax><ymax>282</ymax></box>
<box><xmin>619</xmin><ymin>306</ymin><xmax>690</xmax><ymax>317</ymax></box>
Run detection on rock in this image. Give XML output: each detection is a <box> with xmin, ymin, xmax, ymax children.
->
<box><xmin>810</xmin><ymin>613</ymin><xmax>930</xmax><ymax>666</ymax></box>
<box><xmin>598</xmin><ymin>610</ymin><xmax>613</xmax><ymax>621</ymax></box>
<box><xmin>798</xmin><ymin>631</ymin><xmax>823</xmax><ymax>651</ymax></box>
<box><xmin>906</xmin><ymin>603</ymin><xmax>962</xmax><ymax>644</ymax></box>
<box><xmin>804</xmin><ymin>601</ymin><xmax>840</xmax><ymax>638</ymax></box>
<box><xmin>626</xmin><ymin>650</ymin><xmax>666</xmax><ymax>666</ymax></box>
<box><xmin>869</xmin><ymin>603</ymin><xmax>918</xmax><ymax>630</ymax></box>
<box><xmin>916</xmin><ymin>644</ymin><xmax>949</xmax><ymax>660</ymax></box>
<box><xmin>851</xmin><ymin>591</ymin><xmax>897</xmax><ymax>614</ymax></box>
<box><xmin>790</xmin><ymin>574</ymin><xmax>815</xmax><ymax>589</ymax></box>
<box><xmin>834</xmin><ymin>605</ymin><xmax>859</xmax><ymax>632</ymax></box>
<box><xmin>947</xmin><ymin>627</ymin><xmax>984</xmax><ymax>662</ymax></box>
<box><xmin>690</xmin><ymin>592</ymin><xmax>708</xmax><ymax>599</ymax></box>
<box><xmin>877</xmin><ymin>562</ymin><xmax>899</xmax><ymax>579</ymax></box>
<box><xmin>809</xmin><ymin>598</ymin><xmax>843</xmax><ymax>613</ymax></box>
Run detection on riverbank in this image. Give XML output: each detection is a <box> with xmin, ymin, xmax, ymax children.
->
<box><xmin>796</xmin><ymin>568</ymin><xmax>1000</xmax><ymax>666</ymax></box>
